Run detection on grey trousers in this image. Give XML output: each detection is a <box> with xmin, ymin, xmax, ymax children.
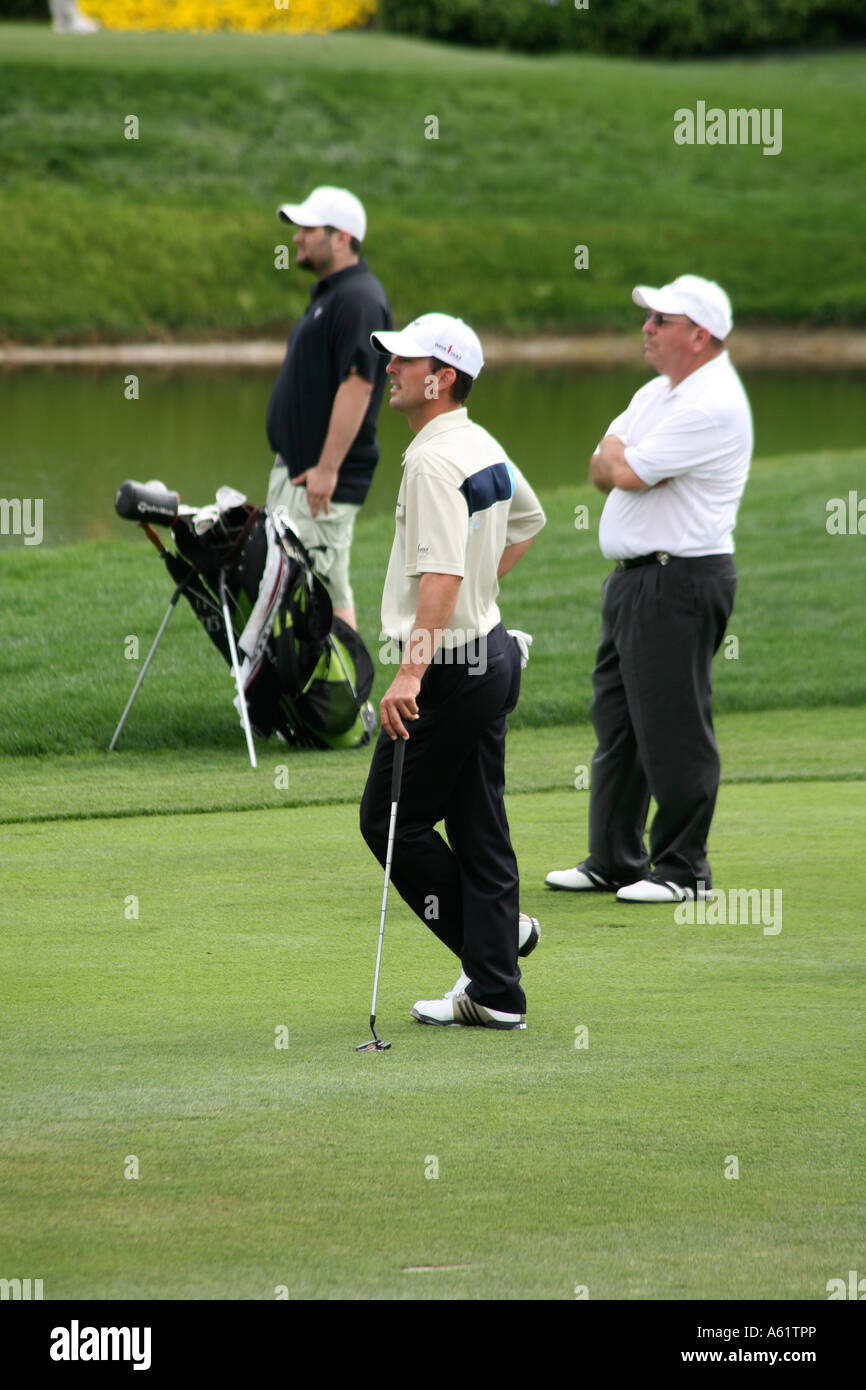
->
<box><xmin>584</xmin><ymin>554</ymin><xmax>737</xmax><ymax>890</ymax></box>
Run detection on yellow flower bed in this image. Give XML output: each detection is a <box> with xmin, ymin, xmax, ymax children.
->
<box><xmin>83</xmin><ymin>0</ymin><xmax>376</xmax><ymax>34</ymax></box>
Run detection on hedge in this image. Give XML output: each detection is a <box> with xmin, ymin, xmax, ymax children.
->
<box><xmin>377</xmin><ymin>0</ymin><xmax>866</xmax><ymax>57</ymax></box>
<box><xmin>4</xmin><ymin>0</ymin><xmax>865</xmax><ymax>54</ymax></box>
<box><xmin>0</xmin><ymin>0</ymin><xmax>46</xmax><ymax>15</ymax></box>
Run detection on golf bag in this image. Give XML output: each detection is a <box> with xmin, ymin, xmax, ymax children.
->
<box><xmin>112</xmin><ymin>480</ymin><xmax>376</xmax><ymax>754</ymax></box>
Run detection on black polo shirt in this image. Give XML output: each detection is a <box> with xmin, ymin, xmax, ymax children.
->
<box><xmin>266</xmin><ymin>259</ymin><xmax>392</xmax><ymax>506</ymax></box>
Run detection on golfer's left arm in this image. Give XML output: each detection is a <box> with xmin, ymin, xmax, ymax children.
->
<box><xmin>293</xmin><ymin>369</ymin><xmax>373</xmax><ymax>516</ymax></box>
<box><xmin>499</xmin><ymin>466</ymin><xmax>546</xmax><ymax>577</ymax></box>
<box><xmin>380</xmin><ymin>573</ymin><xmax>462</xmax><ymax>740</ymax></box>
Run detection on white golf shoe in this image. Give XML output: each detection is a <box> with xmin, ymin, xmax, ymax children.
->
<box><xmin>518</xmin><ymin>911</ymin><xmax>541</xmax><ymax>958</ymax></box>
<box><xmin>443</xmin><ymin>912</ymin><xmax>540</xmax><ymax>998</ymax></box>
<box><xmin>545</xmin><ymin>865</ymin><xmax>618</xmax><ymax>892</ymax></box>
<box><xmin>616</xmin><ymin>878</ymin><xmax>710</xmax><ymax>903</ymax></box>
<box><xmin>412</xmin><ymin>993</ymin><xmax>526</xmax><ymax>1030</ymax></box>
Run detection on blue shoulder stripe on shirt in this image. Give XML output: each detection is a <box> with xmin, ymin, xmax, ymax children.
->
<box><xmin>459</xmin><ymin>462</ymin><xmax>515</xmax><ymax>517</ymax></box>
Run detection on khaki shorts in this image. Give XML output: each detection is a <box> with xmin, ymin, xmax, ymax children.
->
<box><xmin>266</xmin><ymin>459</ymin><xmax>360</xmax><ymax>612</ymax></box>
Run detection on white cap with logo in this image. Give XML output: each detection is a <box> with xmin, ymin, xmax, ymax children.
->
<box><xmin>277</xmin><ymin>186</ymin><xmax>366</xmax><ymax>242</ymax></box>
<box><xmin>370</xmin><ymin>313</ymin><xmax>485</xmax><ymax>379</ymax></box>
<box><xmin>632</xmin><ymin>274</ymin><xmax>733</xmax><ymax>340</ymax></box>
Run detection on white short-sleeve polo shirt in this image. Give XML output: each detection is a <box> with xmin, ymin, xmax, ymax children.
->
<box><xmin>598</xmin><ymin>352</ymin><xmax>753</xmax><ymax>560</ymax></box>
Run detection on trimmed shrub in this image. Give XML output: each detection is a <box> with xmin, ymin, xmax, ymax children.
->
<box><xmin>377</xmin><ymin>0</ymin><xmax>866</xmax><ymax>57</ymax></box>
<box><xmin>0</xmin><ymin>0</ymin><xmax>48</xmax><ymax>17</ymax></box>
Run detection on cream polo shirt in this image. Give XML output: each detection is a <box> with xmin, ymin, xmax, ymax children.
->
<box><xmin>380</xmin><ymin>407</ymin><xmax>545</xmax><ymax>647</ymax></box>
<box><xmin>597</xmin><ymin>351</ymin><xmax>753</xmax><ymax>560</ymax></box>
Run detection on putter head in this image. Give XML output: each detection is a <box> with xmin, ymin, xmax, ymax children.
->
<box><xmin>355</xmin><ymin>1038</ymin><xmax>391</xmax><ymax>1052</ymax></box>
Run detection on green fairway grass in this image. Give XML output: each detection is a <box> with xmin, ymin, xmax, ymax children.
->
<box><xmin>1</xmin><ymin>414</ymin><xmax>863</xmax><ymax>1299</ymax></box>
<box><xmin>1</xmin><ymin>757</ymin><xmax>863</xmax><ymax>1299</ymax></box>
<box><xmin>1</xmin><ymin>27</ymin><xmax>865</xmax><ymax>339</ymax></box>
<box><xmin>0</xmin><ymin>708</ymin><xmax>863</xmax><ymax>828</ymax></box>
<box><xmin>1</xmin><ymin>450</ymin><xmax>864</xmax><ymax>760</ymax></box>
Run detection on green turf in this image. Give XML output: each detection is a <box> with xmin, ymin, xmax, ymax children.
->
<box><xmin>1</xmin><ymin>27</ymin><xmax>865</xmax><ymax>338</ymax></box>
<box><xmin>0</xmin><ymin>708</ymin><xmax>863</xmax><ymax>828</ymax></box>
<box><xmin>1</xmin><ymin>333</ymin><xmax>863</xmax><ymax>1298</ymax></box>
<box><xmin>1</xmin><ymin>450</ymin><xmax>864</xmax><ymax>759</ymax></box>
<box><xmin>1</xmin><ymin>756</ymin><xmax>863</xmax><ymax>1299</ymax></box>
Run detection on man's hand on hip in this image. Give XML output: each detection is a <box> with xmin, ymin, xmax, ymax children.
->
<box><xmin>292</xmin><ymin>463</ymin><xmax>339</xmax><ymax>517</ymax></box>
<box><xmin>294</xmin><ymin>371</ymin><xmax>373</xmax><ymax>517</ymax></box>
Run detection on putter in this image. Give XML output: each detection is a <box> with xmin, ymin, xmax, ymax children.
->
<box><xmin>356</xmin><ymin>735</ymin><xmax>406</xmax><ymax>1053</ymax></box>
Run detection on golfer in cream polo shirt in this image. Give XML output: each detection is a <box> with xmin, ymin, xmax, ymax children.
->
<box><xmin>359</xmin><ymin>314</ymin><xmax>545</xmax><ymax>1031</ymax></box>
<box><xmin>547</xmin><ymin>275</ymin><xmax>753</xmax><ymax>904</ymax></box>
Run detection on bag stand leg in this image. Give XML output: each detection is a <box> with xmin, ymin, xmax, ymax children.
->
<box><xmin>219</xmin><ymin>568</ymin><xmax>258</xmax><ymax>770</ymax></box>
<box><xmin>328</xmin><ymin>631</ymin><xmax>377</xmax><ymax>738</ymax></box>
<box><xmin>108</xmin><ymin>579</ymin><xmax>188</xmax><ymax>751</ymax></box>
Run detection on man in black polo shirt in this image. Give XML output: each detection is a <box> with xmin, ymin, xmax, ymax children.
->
<box><xmin>266</xmin><ymin>186</ymin><xmax>392</xmax><ymax>629</ymax></box>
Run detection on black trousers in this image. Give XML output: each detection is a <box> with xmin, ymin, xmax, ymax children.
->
<box><xmin>584</xmin><ymin>555</ymin><xmax>737</xmax><ymax>890</ymax></box>
<box><xmin>359</xmin><ymin>623</ymin><xmax>524</xmax><ymax>1014</ymax></box>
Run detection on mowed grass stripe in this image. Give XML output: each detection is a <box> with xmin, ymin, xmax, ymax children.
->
<box><xmin>0</xmin><ymin>707</ymin><xmax>863</xmax><ymax>827</ymax></box>
<box><xmin>1</xmin><ymin>780</ymin><xmax>863</xmax><ymax>1299</ymax></box>
<box><xmin>1</xmin><ymin>453</ymin><xmax>865</xmax><ymax>761</ymax></box>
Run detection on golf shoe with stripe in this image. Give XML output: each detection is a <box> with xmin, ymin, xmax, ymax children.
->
<box><xmin>616</xmin><ymin>878</ymin><xmax>710</xmax><ymax>903</ymax></box>
<box><xmin>545</xmin><ymin>864</ymin><xmax>618</xmax><ymax>892</ymax></box>
<box><xmin>411</xmin><ymin>992</ymin><xmax>526</xmax><ymax>1030</ymax></box>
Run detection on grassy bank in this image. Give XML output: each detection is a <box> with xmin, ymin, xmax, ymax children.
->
<box><xmin>0</xmin><ymin>26</ymin><xmax>865</xmax><ymax>340</ymax></box>
<box><xmin>0</xmin><ymin>449</ymin><xmax>864</xmax><ymax>759</ymax></box>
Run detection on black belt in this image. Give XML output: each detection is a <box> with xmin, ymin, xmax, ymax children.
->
<box><xmin>616</xmin><ymin>551</ymin><xmax>672</xmax><ymax>570</ymax></box>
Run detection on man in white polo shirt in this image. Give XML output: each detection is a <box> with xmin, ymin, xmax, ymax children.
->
<box><xmin>359</xmin><ymin>313</ymin><xmax>546</xmax><ymax>1029</ymax></box>
<box><xmin>547</xmin><ymin>275</ymin><xmax>753</xmax><ymax>903</ymax></box>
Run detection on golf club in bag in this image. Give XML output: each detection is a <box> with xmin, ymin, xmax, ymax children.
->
<box><xmin>110</xmin><ymin>480</ymin><xmax>377</xmax><ymax>762</ymax></box>
<box><xmin>356</xmin><ymin>735</ymin><xmax>406</xmax><ymax>1053</ymax></box>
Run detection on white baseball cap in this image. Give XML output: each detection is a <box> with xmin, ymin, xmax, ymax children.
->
<box><xmin>632</xmin><ymin>274</ymin><xmax>733</xmax><ymax>340</ymax></box>
<box><xmin>277</xmin><ymin>186</ymin><xmax>366</xmax><ymax>242</ymax></box>
<box><xmin>370</xmin><ymin>313</ymin><xmax>485</xmax><ymax>379</ymax></box>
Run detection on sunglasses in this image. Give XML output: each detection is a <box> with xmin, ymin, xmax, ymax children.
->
<box><xmin>642</xmin><ymin>310</ymin><xmax>686</xmax><ymax>328</ymax></box>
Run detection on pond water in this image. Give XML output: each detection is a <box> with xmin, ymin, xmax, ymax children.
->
<box><xmin>1</xmin><ymin>363</ymin><xmax>863</xmax><ymax>547</ymax></box>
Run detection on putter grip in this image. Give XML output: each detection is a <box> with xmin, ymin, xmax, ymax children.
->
<box><xmin>115</xmin><ymin>480</ymin><xmax>180</xmax><ymax>526</ymax></box>
<box><xmin>391</xmin><ymin>736</ymin><xmax>406</xmax><ymax>802</ymax></box>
